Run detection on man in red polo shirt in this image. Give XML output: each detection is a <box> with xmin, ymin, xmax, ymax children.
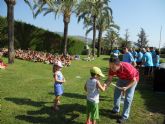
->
<box><xmin>104</xmin><ymin>58</ymin><xmax>139</xmax><ymax>123</ymax></box>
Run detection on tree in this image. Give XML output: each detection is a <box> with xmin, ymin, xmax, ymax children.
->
<box><xmin>135</xmin><ymin>28</ymin><xmax>148</xmax><ymax>48</ymax></box>
<box><xmin>124</xmin><ymin>29</ymin><xmax>131</xmax><ymax>47</ymax></box>
<box><xmin>0</xmin><ymin>16</ymin><xmax>8</xmax><ymax>47</ymax></box>
<box><xmin>24</xmin><ymin>0</ymin><xmax>77</xmax><ymax>56</ymax></box>
<box><xmin>104</xmin><ymin>28</ymin><xmax>119</xmax><ymax>52</ymax></box>
<box><xmin>5</xmin><ymin>0</ymin><xmax>16</xmax><ymax>64</ymax></box>
<box><xmin>77</xmin><ymin>0</ymin><xmax>110</xmax><ymax>57</ymax></box>
<box><xmin>96</xmin><ymin>5</ymin><xmax>114</xmax><ymax>57</ymax></box>
<box><xmin>84</xmin><ymin>2</ymin><xmax>116</xmax><ymax>57</ymax></box>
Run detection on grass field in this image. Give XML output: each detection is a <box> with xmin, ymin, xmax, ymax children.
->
<box><xmin>0</xmin><ymin>56</ymin><xmax>165</xmax><ymax>124</ymax></box>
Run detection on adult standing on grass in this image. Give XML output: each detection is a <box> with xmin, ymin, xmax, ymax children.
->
<box><xmin>122</xmin><ymin>47</ymin><xmax>136</xmax><ymax>67</ymax></box>
<box><xmin>104</xmin><ymin>58</ymin><xmax>139</xmax><ymax>123</ymax></box>
<box><xmin>141</xmin><ymin>48</ymin><xmax>153</xmax><ymax>78</ymax></box>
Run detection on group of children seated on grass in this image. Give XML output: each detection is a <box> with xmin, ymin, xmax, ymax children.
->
<box><xmin>0</xmin><ymin>48</ymin><xmax>75</xmax><ymax>67</ymax></box>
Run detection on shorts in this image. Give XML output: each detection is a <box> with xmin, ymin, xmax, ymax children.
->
<box><xmin>86</xmin><ymin>100</ymin><xmax>99</xmax><ymax>120</ymax></box>
<box><xmin>54</xmin><ymin>83</ymin><xmax>63</xmax><ymax>96</ymax></box>
<box><xmin>144</xmin><ymin>66</ymin><xmax>153</xmax><ymax>76</ymax></box>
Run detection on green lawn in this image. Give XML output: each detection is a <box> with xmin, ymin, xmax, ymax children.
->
<box><xmin>1</xmin><ymin>56</ymin><xmax>165</xmax><ymax>124</ymax></box>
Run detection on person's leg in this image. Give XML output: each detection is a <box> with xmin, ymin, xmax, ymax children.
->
<box><xmin>53</xmin><ymin>96</ymin><xmax>60</xmax><ymax>110</ymax></box>
<box><xmin>113</xmin><ymin>79</ymin><xmax>122</xmax><ymax>113</ymax></box>
<box><xmin>91</xmin><ymin>119</ymin><xmax>96</xmax><ymax>124</ymax></box>
<box><xmin>90</xmin><ymin>102</ymin><xmax>99</xmax><ymax>124</ymax></box>
<box><xmin>86</xmin><ymin>100</ymin><xmax>91</xmax><ymax>124</ymax></box>
<box><xmin>122</xmin><ymin>82</ymin><xmax>137</xmax><ymax>119</ymax></box>
<box><xmin>86</xmin><ymin>113</ymin><xmax>91</xmax><ymax>124</ymax></box>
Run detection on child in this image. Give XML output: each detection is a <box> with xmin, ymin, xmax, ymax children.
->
<box><xmin>84</xmin><ymin>67</ymin><xmax>107</xmax><ymax>124</ymax></box>
<box><xmin>0</xmin><ymin>58</ymin><xmax>7</xmax><ymax>69</ymax></box>
<box><xmin>52</xmin><ymin>60</ymin><xmax>65</xmax><ymax>111</ymax></box>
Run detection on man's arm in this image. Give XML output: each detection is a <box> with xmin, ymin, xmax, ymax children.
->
<box><xmin>121</xmin><ymin>77</ymin><xmax>137</xmax><ymax>91</ymax></box>
<box><xmin>104</xmin><ymin>75</ymin><xmax>113</xmax><ymax>87</ymax></box>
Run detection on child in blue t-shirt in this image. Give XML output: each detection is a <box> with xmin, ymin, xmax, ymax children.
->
<box><xmin>52</xmin><ymin>61</ymin><xmax>65</xmax><ymax>111</ymax></box>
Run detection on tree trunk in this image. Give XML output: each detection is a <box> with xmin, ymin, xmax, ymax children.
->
<box><xmin>6</xmin><ymin>0</ymin><xmax>15</xmax><ymax>64</ymax></box>
<box><xmin>92</xmin><ymin>16</ymin><xmax>96</xmax><ymax>57</ymax></box>
<box><xmin>63</xmin><ymin>18</ymin><xmax>69</xmax><ymax>56</ymax></box>
<box><xmin>110</xmin><ymin>40</ymin><xmax>114</xmax><ymax>53</ymax></box>
<box><xmin>97</xmin><ymin>29</ymin><xmax>102</xmax><ymax>57</ymax></box>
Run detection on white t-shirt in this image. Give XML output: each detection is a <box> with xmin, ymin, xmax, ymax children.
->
<box><xmin>86</xmin><ymin>78</ymin><xmax>99</xmax><ymax>103</ymax></box>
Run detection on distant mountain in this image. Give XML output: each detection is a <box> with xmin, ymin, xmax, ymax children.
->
<box><xmin>69</xmin><ymin>35</ymin><xmax>92</xmax><ymax>44</ymax></box>
<box><xmin>55</xmin><ymin>32</ymin><xmax>93</xmax><ymax>44</ymax></box>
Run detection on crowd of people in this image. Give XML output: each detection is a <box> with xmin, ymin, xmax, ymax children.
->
<box><xmin>111</xmin><ymin>46</ymin><xmax>160</xmax><ymax>77</ymax></box>
<box><xmin>0</xmin><ymin>48</ymin><xmax>75</xmax><ymax>67</ymax></box>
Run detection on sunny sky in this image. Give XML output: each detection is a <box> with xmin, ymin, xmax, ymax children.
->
<box><xmin>0</xmin><ymin>0</ymin><xmax>165</xmax><ymax>48</ymax></box>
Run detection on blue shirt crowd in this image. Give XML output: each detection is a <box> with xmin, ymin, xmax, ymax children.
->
<box><xmin>111</xmin><ymin>47</ymin><xmax>160</xmax><ymax>68</ymax></box>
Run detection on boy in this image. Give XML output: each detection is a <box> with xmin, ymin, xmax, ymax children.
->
<box><xmin>84</xmin><ymin>67</ymin><xmax>107</xmax><ymax>124</ymax></box>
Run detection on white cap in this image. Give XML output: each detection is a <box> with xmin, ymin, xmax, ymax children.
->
<box><xmin>55</xmin><ymin>61</ymin><xmax>63</xmax><ymax>68</ymax></box>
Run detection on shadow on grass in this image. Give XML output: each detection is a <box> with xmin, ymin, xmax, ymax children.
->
<box><xmin>100</xmin><ymin>109</ymin><xmax>121</xmax><ymax>120</ymax></box>
<box><xmin>136</xmin><ymin>80</ymin><xmax>165</xmax><ymax>115</ymax></box>
<box><xmin>99</xmin><ymin>95</ymin><xmax>113</xmax><ymax>102</ymax></box>
<box><xmin>48</xmin><ymin>92</ymin><xmax>86</xmax><ymax>99</ymax></box>
<box><xmin>102</xmin><ymin>57</ymin><xmax>110</xmax><ymax>61</ymax></box>
<box><xmin>63</xmin><ymin>92</ymin><xmax>86</xmax><ymax>99</ymax></box>
<box><xmin>5</xmin><ymin>97</ymin><xmax>50</xmax><ymax>107</ymax></box>
<box><xmin>5</xmin><ymin>97</ymin><xmax>85</xmax><ymax>124</ymax></box>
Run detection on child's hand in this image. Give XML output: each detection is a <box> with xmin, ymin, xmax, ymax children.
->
<box><xmin>63</xmin><ymin>78</ymin><xmax>66</xmax><ymax>83</ymax></box>
<box><xmin>103</xmin><ymin>83</ymin><xmax>108</xmax><ymax>90</ymax></box>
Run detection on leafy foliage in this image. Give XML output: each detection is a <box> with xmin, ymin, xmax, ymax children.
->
<box><xmin>67</xmin><ymin>37</ymin><xmax>85</xmax><ymax>55</ymax></box>
<box><xmin>0</xmin><ymin>16</ymin><xmax>85</xmax><ymax>54</ymax></box>
<box><xmin>0</xmin><ymin>16</ymin><xmax>8</xmax><ymax>47</ymax></box>
<box><xmin>24</xmin><ymin>0</ymin><xmax>78</xmax><ymax>55</ymax></box>
<box><xmin>135</xmin><ymin>28</ymin><xmax>149</xmax><ymax>48</ymax></box>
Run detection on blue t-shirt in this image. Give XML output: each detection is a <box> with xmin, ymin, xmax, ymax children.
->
<box><xmin>112</xmin><ymin>49</ymin><xmax>120</xmax><ymax>57</ymax></box>
<box><xmin>150</xmin><ymin>50</ymin><xmax>157</xmax><ymax>66</ymax></box>
<box><xmin>122</xmin><ymin>52</ymin><xmax>135</xmax><ymax>63</ymax></box>
<box><xmin>142</xmin><ymin>52</ymin><xmax>153</xmax><ymax>66</ymax></box>
<box><xmin>132</xmin><ymin>51</ymin><xmax>138</xmax><ymax>62</ymax></box>
<box><xmin>155</xmin><ymin>55</ymin><xmax>160</xmax><ymax>67</ymax></box>
<box><xmin>112</xmin><ymin>49</ymin><xmax>120</xmax><ymax>54</ymax></box>
<box><xmin>137</xmin><ymin>52</ymin><xmax>143</xmax><ymax>62</ymax></box>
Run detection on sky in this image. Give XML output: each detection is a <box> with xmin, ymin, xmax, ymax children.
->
<box><xmin>0</xmin><ymin>0</ymin><xmax>165</xmax><ymax>48</ymax></box>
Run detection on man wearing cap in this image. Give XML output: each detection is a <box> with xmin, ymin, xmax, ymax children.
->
<box><xmin>104</xmin><ymin>58</ymin><xmax>139</xmax><ymax>123</ymax></box>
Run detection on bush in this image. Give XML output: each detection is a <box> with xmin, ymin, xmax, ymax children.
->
<box><xmin>0</xmin><ymin>16</ymin><xmax>87</xmax><ymax>55</ymax></box>
<box><xmin>67</xmin><ymin>37</ymin><xmax>85</xmax><ymax>55</ymax></box>
<box><xmin>160</xmin><ymin>58</ymin><xmax>165</xmax><ymax>63</ymax></box>
<box><xmin>160</xmin><ymin>54</ymin><xmax>165</xmax><ymax>58</ymax></box>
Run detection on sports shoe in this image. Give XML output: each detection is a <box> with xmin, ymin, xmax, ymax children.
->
<box><xmin>110</xmin><ymin>110</ymin><xmax>119</xmax><ymax>114</ymax></box>
<box><xmin>117</xmin><ymin>117</ymin><xmax>127</xmax><ymax>123</ymax></box>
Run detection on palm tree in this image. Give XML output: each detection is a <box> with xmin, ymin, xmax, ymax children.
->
<box><xmin>104</xmin><ymin>28</ymin><xmax>119</xmax><ymax>52</ymax></box>
<box><xmin>24</xmin><ymin>0</ymin><xmax>77</xmax><ymax>56</ymax></box>
<box><xmin>5</xmin><ymin>0</ymin><xmax>16</xmax><ymax>64</ymax></box>
<box><xmin>77</xmin><ymin>0</ymin><xmax>109</xmax><ymax>57</ymax></box>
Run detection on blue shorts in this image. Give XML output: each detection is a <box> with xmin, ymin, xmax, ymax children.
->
<box><xmin>54</xmin><ymin>83</ymin><xmax>63</xmax><ymax>96</ymax></box>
